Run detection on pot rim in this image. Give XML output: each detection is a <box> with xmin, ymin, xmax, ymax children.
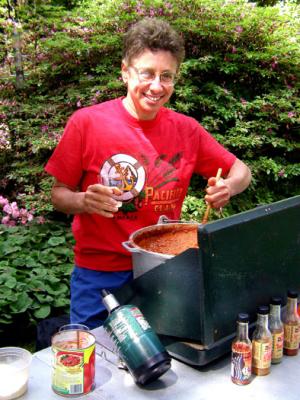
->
<box><xmin>124</xmin><ymin>222</ymin><xmax>199</xmax><ymax>257</ymax></box>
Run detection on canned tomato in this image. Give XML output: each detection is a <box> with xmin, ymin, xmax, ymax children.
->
<box><xmin>51</xmin><ymin>324</ymin><xmax>95</xmax><ymax>397</ymax></box>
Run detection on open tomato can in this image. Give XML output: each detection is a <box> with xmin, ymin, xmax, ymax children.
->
<box><xmin>51</xmin><ymin>324</ymin><xmax>95</xmax><ymax>397</ymax></box>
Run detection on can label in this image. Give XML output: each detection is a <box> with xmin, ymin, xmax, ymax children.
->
<box><xmin>284</xmin><ymin>324</ymin><xmax>300</xmax><ymax>350</ymax></box>
<box><xmin>252</xmin><ymin>340</ymin><xmax>272</xmax><ymax>369</ymax></box>
<box><xmin>231</xmin><ymin>343</ymin><xmax>252</xmax><ymax>384</ymax></box>
<box><xmin>52</xmin><ymin>330</ymin><xmax>95</xmax><ymax>396</ymax></box>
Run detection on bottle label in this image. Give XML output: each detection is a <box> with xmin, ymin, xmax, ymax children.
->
<box><xmin>284</xmin><ymin>324</ymin><xmax>300</xmax><ymax>350</ymax></box>
<box><xmin>272</xmin><ymin>331</ymin><xmax>284</xmax><ymax>359</ymax></box>
<box><xmin>252</xmin><ymin>340</ymin><xmax>272</xmax><ymax>369</ymax></box>
<box><xmin>231</xmin><ymin>343</ymin><xmax>252</xmax><ymax>384</ymax></box>
<box><xmin>104</xmin><ymin>306</ymin><xmax>151</xmax><ymax>346</ymax></box>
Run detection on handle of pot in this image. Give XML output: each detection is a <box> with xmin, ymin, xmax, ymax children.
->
<box><xmin>122</xmin><ymin>241</ymin><xmax>141</xmax><ymax>253</ymax></box>
<box><xmin>157</xmin><ymin>215</ymin><xmax>169</xmax><ymax>224</ymax></box>
<box><xmin>157</xmin><ymin>215</ymin><xmax>183</xmax><ymax>224</ymax></box>
<box><xmin>157</xmin><ymin>215</ymin><xmax>198</xmax><ymax>225</ymax></box>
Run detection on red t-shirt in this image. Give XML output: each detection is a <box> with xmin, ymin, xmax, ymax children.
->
<box><xmin>45</xmin><ymin>97</ymin><xmax>236</xmax><ymax>271</ymax></box>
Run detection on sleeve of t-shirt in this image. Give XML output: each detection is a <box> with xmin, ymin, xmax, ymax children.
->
<box><xmin>44</xmin><ymin>114</ymin><xmax>83</xmax><ymax>188</ymax></box>
<box><xmin>194</xmin><ymin>124</ymin><xmax>236</xmax><ymax>178</ymax></box>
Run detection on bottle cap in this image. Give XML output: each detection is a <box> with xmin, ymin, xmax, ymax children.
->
<box><xmin>101</xmin><ymin>289</ymin><xmax>120</xmax><ymax>312</ymax></box>
<box><xmin>237</xmin><ymin>313</ymin><xmax>249</xmax><ymax>323</ymax></box>
<box><xmin>287</xmin><ymin>290</ymin><xmax>298</xmax><ymax>299</ymax></box>
<box><xmin>257</xmin><ymin>305</ymin><xmax>269</xmax><ymax>315</ymax></box>
<box><xmin>270</xmin><ymin>296</ymin><xmax>282</xmax><ymax>305</ymax></box>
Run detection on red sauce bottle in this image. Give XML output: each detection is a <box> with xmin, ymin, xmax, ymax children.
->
<box><xmin>231</xmin><ymin>313</ymin><xmax>252</xmax><ymax>385</ymax></box>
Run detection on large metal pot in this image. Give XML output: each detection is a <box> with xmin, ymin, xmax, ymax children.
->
<box><xmin>122</xmin><ymin>216</ymin><xmax>198</xmax><ymax>278</ymax></box>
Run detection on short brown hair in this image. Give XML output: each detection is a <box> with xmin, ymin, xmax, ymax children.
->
<box><xmin>122</xmin><ymin>18</ymin><xmax>185</xmax><ymax>68</ymax></box>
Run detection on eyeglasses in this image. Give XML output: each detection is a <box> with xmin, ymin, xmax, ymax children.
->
<box><xmin>129</xmin><ymin>66</ymin><xmax>176</xmax><ymax>86</ymax></box>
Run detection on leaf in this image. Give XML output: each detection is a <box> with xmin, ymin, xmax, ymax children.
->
<box><xmin>47</xmin><ymin>236</ymin><xmax>66</xmax><ymax>246</ymax></box>
<box><xmin>29</xmin><ymin>279</ymin><xmax>47</xmax><ymax>292</ymax></box>
<box><xmin>3</xmin><ymin>245</ymin><xmax>22</xmax><ymax>256</ymax></box>
<box><xmin>10</xmin><ymin>292</ymin><xmax>32</xmax><ymax>313</ymax></box>
<box><xmin>52</xmin><ymin>247</ymin><xmax>73</xmax><ymax>256</ymax></box>
<box><xmin>38</xmin><ymin>251</ymin><xmax>58</xmax><ymax>264</ymax></box>
<box><xmin>24</xmin><ymin>256</ymin><xmax>40</xmax><ymax>268</ymax></box>
<box><xmin>53</xmin><ymin>297</ymin><xmax>70</xmax><ymax>307</ymax></box>
<box><xmin>33</xmin><ymin>293</ymin><xmax>53</xmax><ymax>303</ymax></box>
<box><xmin>5</xmin><ymin>277</ymin><xmax>17</xmax><ymax>289</ymax></box>
<box><xmin>0</xmin><ymin>285</ymin><xmax>17</xmax><ymax>301</ymax></box>
<box><xmin>33</xmin><ymin>305</ymin><xmax>51</xmax><ymax>319</ymax></box>
<box><xmin>0</xmin><ymin>316</ymin><xmax>13</xmax><ymax>324</ymax></box>
<box><xmin>44</xmin><ymin>282</ymin><xmax>68</xmax><ymax>295</ymax></box>
<box><xmin>0</xmin><ymin>261</ymin><xmax>10</xmax><ymax>268</ymax></box>
<box><xmin>12</xmin><ymin>258</ymin><xmax>27</xmax><ymax>267</ymax></box>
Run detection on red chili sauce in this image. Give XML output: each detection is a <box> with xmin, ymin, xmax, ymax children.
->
<box><xmin>135</xmin><ymin>225</ymin><xmax>198</xmax><ymax>255</ymax></box>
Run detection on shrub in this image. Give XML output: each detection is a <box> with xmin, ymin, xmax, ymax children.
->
<box><xmin>0</xmin><ymin>222</ymin><xmax>73</xmax><ymax>330</ymax></box>
<box><xmin>0</xmin><ymin>0</ymin><xmax>299</xmax><ymax>218</ymax></box>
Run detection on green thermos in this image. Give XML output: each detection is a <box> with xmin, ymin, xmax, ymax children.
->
<box><xmin>101</xmin><ymin>289</ymin><xmax>171</xmax><ymax>385</ymax></box>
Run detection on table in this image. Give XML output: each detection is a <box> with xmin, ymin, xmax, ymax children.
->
<box><xmin>20</xmin><ymin>327</ymin><xmax>300</xmax><ymax>400</ymax></box>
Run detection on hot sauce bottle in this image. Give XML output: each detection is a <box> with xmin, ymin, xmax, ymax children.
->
<box><xmin>252</xmin><ymin>305</ymin><xmax>272</xmax><ymax>376</ymax></box>
<box><xmin>231</xmin><ymin>313</ymin><xmax>252</xmax><ymax>385</ymax></box>
<box><xmin>269</xmin><ymin>297</ymin><xmax>284</xmax><ymax>364</ymax></box>
<box><xmin>283</xmin><ymin>290</ymin><xmax>300</xmax><ymax>356</ymax></box>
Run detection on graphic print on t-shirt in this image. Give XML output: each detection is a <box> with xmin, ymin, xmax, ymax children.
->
<box><xmin>100</xmin><ymin>154</ymin><xmax>146</xmax><ymax>202</ymax></box>
<box><xmin>100</xmin><ymin>152</ymin><xmax>184</xmax><ymax>214</ymax></box>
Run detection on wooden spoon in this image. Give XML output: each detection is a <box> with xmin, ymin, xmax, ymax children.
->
<box><xmin>201</xmin><ymin>168</ymin><xmax>223</xmax><ymax>224</ymax></box>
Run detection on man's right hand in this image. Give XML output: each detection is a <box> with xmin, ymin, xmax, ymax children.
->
<box><xmin>51</xmin><ymin>180</ymin><xmax>123</xmax><ymax>218</ymax></box>
<box><xmin>83</xmin><ymin>184</ymin><xmax>123</xmax><ymax>217</ymax></box>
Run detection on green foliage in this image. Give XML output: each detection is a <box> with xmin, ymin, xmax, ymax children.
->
<box><xmin>0</xmin><ymin>222</ymin><xmax>73</xmax><ymax>329</ymax></box>
<box><xmin>172</xmin><ymin>0</ymin><xmax>299</xmax><ymax>208</ymax></box>
<box><xmin>0</xmin><ymin>0</ymin><xmax>299</xmax><ymax>216</ymax></box>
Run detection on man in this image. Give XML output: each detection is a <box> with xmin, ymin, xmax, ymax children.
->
<box><xmin>45</xmin><ymin>18</ymin><xmax>251</xmax><ymax>329</ymax></box>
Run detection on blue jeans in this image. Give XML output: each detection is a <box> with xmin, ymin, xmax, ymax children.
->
<box><xmin>70</xmin><ymin>266</ymin><xmax>133</xmax><ymax>329</ymax></box>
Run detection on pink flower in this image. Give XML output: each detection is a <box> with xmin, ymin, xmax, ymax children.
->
<box><xmin>235</xmin><ymin>26</ymin><xmax>243</xmax><ymax>34</ymax></box>
<box><xmin>11</xmin><ymin>201</ymin><xmax>18</xmax><ymax>209</ymax></box>
<box><xmin>271</xmin><ymin>61</ymin><xmax>277</xmax><ymax>70</ymax></box>
<box><xmin>27</xmin><ymin>213</ymin><xmax>34</xmax><ymax>222</ymax></box>
<box><xmin>1</xmin><ymin>198</ymin><xmax>38</xmax><ymax>226</ymax></box>
<box><xmin>288</xmin><ymin>112</ymin><xmax>295</xmax><ymax>118</ymax></box>
<box><xmin>12</xmin><ymin>209</ymin><xmax>20</xmax><ymax>219</ymax></box>
<box><xmin>41</xmin><ymin>125</ymin><xmax>49</xmax><ymax>132</ymax></box>
<box><xmin>1</xmin><ymin>215</ymin><xmax>10</xmax><ymax>225</ymax></box>
<box><xmin>0</xmin><ymin>196</ymin><xmax>8</xmax><ymax>206</ymax></box>
<box><xmin>19</xmin><ymin>208</ymin><xmax>28</xmax><ymax>216</ymax></box>
<box><xmin>37</xmin><ymin>216</ymin><xmax>46</xmax><ymax>224</ymax></box>
<box><xmin>3</xmin><ymin>203</ymin><xmax>12</xmax><ymax>214</ymax></box>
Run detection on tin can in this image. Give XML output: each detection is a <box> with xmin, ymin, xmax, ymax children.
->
<box><xmin>51</xmin><ymin>324</ymin><xmax>95</xmax><ymax>397</ymax></box>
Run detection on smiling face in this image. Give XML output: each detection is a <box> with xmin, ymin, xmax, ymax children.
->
<box><xmin>121</xmin><ymin>49</ymin><xmax>178</xmax><ymax>121</ymax></box>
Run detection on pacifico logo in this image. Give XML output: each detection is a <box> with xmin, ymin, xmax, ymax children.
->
<box><xmin>100</xmin><ymin>154</ymin><xmax>146</xmax><ymax>202</ymax></box>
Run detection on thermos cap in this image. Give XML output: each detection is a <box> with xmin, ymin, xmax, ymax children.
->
<box><xmin>101</xmin><ymin>290</ymin><xmax>120</xmax><ymax>312</ymax></box>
